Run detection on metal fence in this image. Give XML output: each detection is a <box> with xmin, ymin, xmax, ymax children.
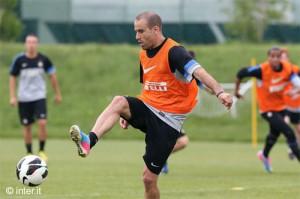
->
<box><xmin>20</xmin><ymin>0</ymin><xmax>300</xmax><ymax>43</ymax></box>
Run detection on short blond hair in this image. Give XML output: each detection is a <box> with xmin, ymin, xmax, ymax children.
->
<box><xmin>136</xmin><ymin>11</ymin><xmax>162</xmax><ymax>30</ymax></box>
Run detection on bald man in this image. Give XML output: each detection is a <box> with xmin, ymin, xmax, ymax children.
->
<box><xmin>69</xmin><ymin>11</ymin><xmax>232</xmax><ymax>199</ymax></box>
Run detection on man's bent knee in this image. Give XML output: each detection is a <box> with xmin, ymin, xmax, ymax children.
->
<box><xmin>111</xmin><ymin>96</ymin><xmax>130</xmax><ymax>117</ymax></box>
<box><xmin>111</xmin><ymin>96</ymin><xmax>129</xmax><ymax>109</ymax></box>
<box><xmin>178</xmin><ymin>135</ymin><xmax>189</xmax><ymax>147</ymax></box>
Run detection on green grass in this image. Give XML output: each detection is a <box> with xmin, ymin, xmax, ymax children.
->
<box><xmin>1</xmin><ymin>139</ymin><xmax>300</xmax><ymax>199</ymax></box>
<box><xmin>1</xmin><ymin>43</ymin><xmax>300</xmax><ymax>141</ymax></box>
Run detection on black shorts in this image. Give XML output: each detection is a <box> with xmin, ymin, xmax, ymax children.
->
<box><xmin>125</xmin><ymin>96</ymin><xmax>180</xmax><ymax>175</ymax></box>
<box><xmin>285</xmin><ymin>110</ymin><xmax>300</xmax><ymax>124</ymax></box>
<box><xmin>18</xmin><ymin>99</ymin><xmax>47</xmax><ymax>126</ymax></box>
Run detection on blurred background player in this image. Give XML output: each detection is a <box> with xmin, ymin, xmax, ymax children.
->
<box><xmin>161</xmin><ymin>50</ymin><xmax>213</xmax><ymax>174</ymax></box>
<box><xmin>9</xmin><ymin>34</ymin><xmax>62</xmax><ymax>161</ymax></box>
<box><xmin>281</xmin><ymin>48</ymin><xmax>300</xmax><ymax>159</ymax></box>
<box><xmin>234</xmin><ymin>47</ymin><xmax>300</xmax><ymax>173</ymax></box>
<box><xmin>161</xmin><ymin>126</ymin><xmax>189</xmax><ymax>174</ymax></box>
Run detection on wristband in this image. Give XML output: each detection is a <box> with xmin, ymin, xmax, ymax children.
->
<box><xmin>216</xmin><ymin>91</ymin><xmax>224</xmax><ymax>98</ymax></box>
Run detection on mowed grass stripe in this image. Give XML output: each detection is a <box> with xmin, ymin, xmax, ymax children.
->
<box><xmin>1</xmin><ymin>139</ymin><xmax>300</xmax><ymax>198</ymax></box>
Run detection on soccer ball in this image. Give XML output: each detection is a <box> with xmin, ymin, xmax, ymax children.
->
<box><xmin>16</xmin><ymin>155</ymin><xmax>48</xmax><ymax>186</ymax></box>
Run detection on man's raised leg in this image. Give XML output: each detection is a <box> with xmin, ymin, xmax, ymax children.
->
<box><xmin>69</xmin><ymin>96</ymin><xmax>131</xmax><ymax>157</ymax></box>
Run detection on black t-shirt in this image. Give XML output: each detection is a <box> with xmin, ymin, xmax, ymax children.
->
<box><xmin>10</xmin><ymin>53</ymin><xmax>54</xmax><ymax>76</ymax></box>
<box><xmin>140</xmin><ymin>38</ymin><xmax>194</xmax><ymax>83</ymax></box>
<box><xmin>10</xmin><ymin>52</ymin><xmax>55</xmax><ymax>102</ymax></box>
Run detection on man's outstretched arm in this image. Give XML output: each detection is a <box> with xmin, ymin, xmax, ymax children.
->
<box><xmin>193</xmin><ymin>67</ymin><xmax>233</xmax><ymax>109</ymax></box>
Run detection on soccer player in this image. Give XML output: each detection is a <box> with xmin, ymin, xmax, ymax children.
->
<box><xmin>9</xmin><ymin>34</ymin><xmax>62</xmax><ymax>161</ymax></box>
<box><xmin>69</xmin><ymin>11</ymin><xmax>232</xmax><ymax>199</ymax></box>
<box><xmin>281</xmin><ymin>48</ymin><xmax>300</xmax><ymax>159</ymax></box>
<box><xmin>234</xmin><ymin>47</ymin><xmax>300</xmax><ymax>173</ymax></box>
<box><xmin>160</xmin><ymin>129</ymin><xmax>189</xmax><ymax>174</ymax></box>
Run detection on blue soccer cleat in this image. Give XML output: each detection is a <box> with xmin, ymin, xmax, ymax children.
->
<box><xmin>69</xmin><ymin>125</ymin><xmax>90</xmax><ymax>157</ymax></box>
<box><xmin>257</xmin><ymin>150</ymin><xmax>272</xmax><ymax>173</ymax></box>
<box><xmin>161</xmin><ymin>162</ymin><xmax>169</xmax><ymax>174</ymax></box>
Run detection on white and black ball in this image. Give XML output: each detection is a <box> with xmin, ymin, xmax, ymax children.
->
<box><xmin>16</xmin><ymin>155</ymin><xmax>48</xmax><ymax>186</ymax></box>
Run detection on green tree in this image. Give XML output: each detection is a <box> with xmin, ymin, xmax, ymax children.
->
<box><xmin>226</xmin><ymin>0</ymin><xmax>289</xmax><ymax>42</ymax></box>
<box><xmin>0</xmin><ymin>0</ymin><xmax>22</xmax><ymax>41</ymax></box>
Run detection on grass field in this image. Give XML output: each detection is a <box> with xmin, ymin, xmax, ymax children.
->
<box><xmin>1</xmin><ymin>139</ymin><xmax>300</xmax><ymax>199</ymax></box>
